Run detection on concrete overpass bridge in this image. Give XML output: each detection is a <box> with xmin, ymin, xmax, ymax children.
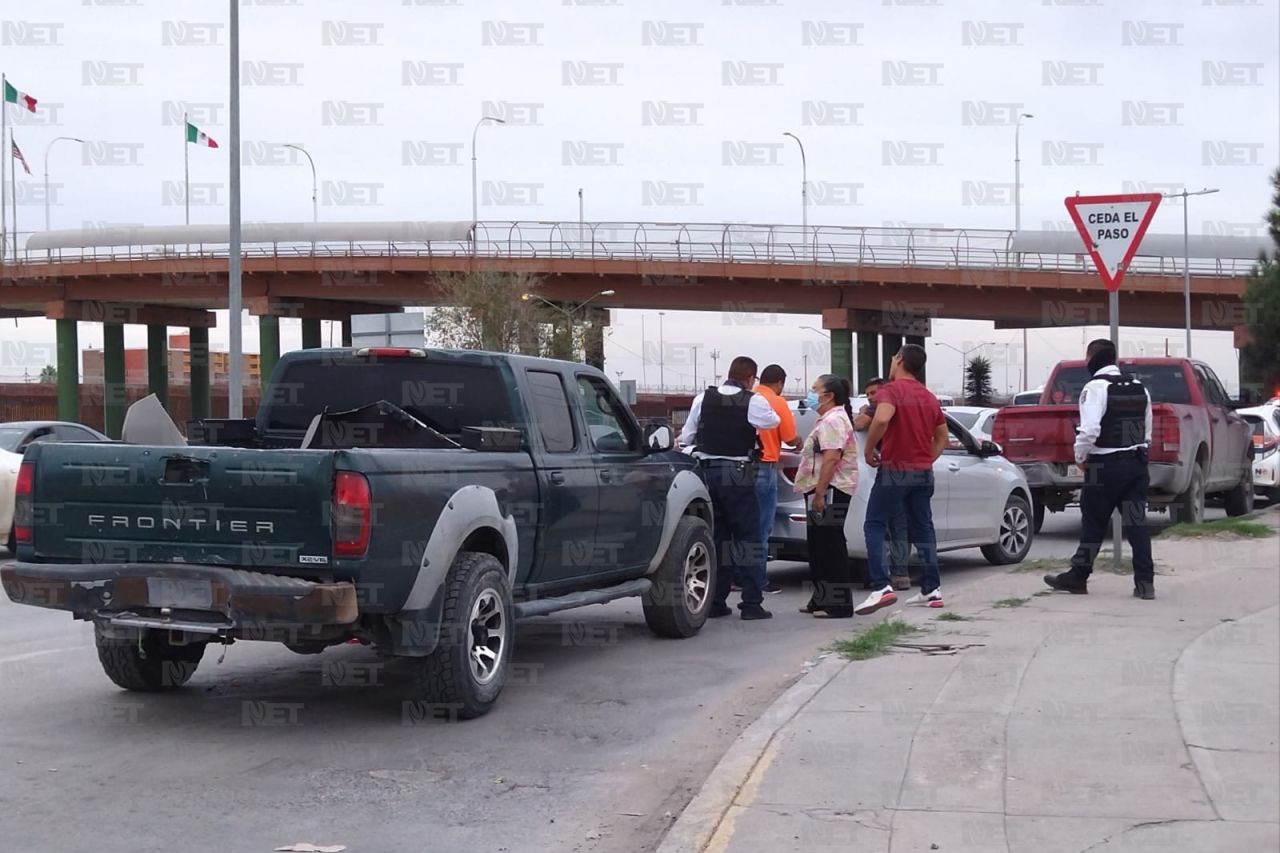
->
<box><xmin>0</xmin><ymin>220</ymin><xmax>1264</xmax><ymax>429</ymax></box>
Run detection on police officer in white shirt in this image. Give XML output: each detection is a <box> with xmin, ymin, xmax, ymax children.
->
<box><xmin>1044</xmin><ymin>339</ymin><xmax>1156</xmax><ymax>599</ymax></box>
<box><xmin>680</xmin><ymin>356</ymin><xmax>780</xmax><ymax>620</ymax></box>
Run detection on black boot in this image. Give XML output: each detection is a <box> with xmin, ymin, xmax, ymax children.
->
<box><xmin>709</xmin><ymin>602</ymin><xmax>733</xmax><ymax>618</ymax></box>
<box><xmin>1043</xmin><ymin>571</ymin><xmax>1088</xmax><ymax>594</ymax></box>
<box><xmin>1133</xmin><ymin>580</ymin><xmax>1155</xmax><ymax>600</ymax></box>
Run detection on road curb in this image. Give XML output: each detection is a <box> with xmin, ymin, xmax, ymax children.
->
<box><xmin>655</xmin><ymin>652</ymin><xmax>849</xmax><ymax>853</ymax></box>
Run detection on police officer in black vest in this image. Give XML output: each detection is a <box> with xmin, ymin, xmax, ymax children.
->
<box><xmin>1045</xmin><ymin>339</ymin><xmax>1156</xmax><ymax>599</ymax></box>
<box><xmin>680</xmin><ymin>356</ymin><xmax>781</xmax><ymax>620</ymax></box>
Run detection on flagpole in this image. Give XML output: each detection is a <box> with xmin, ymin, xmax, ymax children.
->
<box><xmin>183</xmin><ymin>111</ymin><xmax>190</xmax><ymax>226</ymax></box>
<box><xmin>9</xmin><ymin>129</ymin><xmax>16</xmax><ymax>261</ymax></box>
<box><xmin>2</xmin><ymin>73</ymin><xmax>8</xmax><ymax>263</ymax></box>
<box><xmin>228</xmin><ymin>0</ymin><xmax>243</xmax><ymax>419</ymax></box>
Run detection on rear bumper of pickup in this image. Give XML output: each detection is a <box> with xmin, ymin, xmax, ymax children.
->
<box><xmin>1018</xmin><ymin>460</ymin><xmax>1183</xmax><ymax>497</ymax></box>
<box><xmin>0</xmin><ymin>562</ymin><xmax>358</xmax><ymax>638</ymax></box>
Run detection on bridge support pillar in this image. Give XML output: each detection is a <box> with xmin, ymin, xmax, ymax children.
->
<box><xmin>880</xmin><ymin>334</ymin><xmax>903</xmax><ymax>380</ymax></box>
<box><xmin>103</xmin><ymin>323</ymin><xmax>125</xmax><ymax>439</ymax></box>
<box><xmin>856</xmin><ymin>332</ymin><xmax>879</xmax><ymax>390</ymax></box>
<box><xmin>259</xmin><ymin>316</ymin><xmax>280</xmax><ymax>390</ymax></box>
<box><xmin>906</xmin><ymin>335</ymin><xmax>926</xmax><ymax>384</ymax></box>
<box><xmin>55</xmin><ymin>319</ymin><xmax>80</xmax><ymax>424</ymax></box>
<box><xmin>301</xmin><ymin>318</ymin><xmax>323</xmax><ymax>350</ymax></box>
<box><xmin>829</xmin><ymin>329</ymin><xmax>853</xmax><ymax>385</ymax></box>
<box><xmin>147</xmin><ymin>324</ymin><xmax>168</xmax><ymax>409</ymax></box>
<box><xmin>189</xmin><ymin>326</ymin><xmax>210</xmax><ymax>421</ymax></box>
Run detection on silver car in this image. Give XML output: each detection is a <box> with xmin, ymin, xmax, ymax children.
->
<box><xmin>769</xmin><ymin>407</ymin><xmax>1035</xmax><ymax>578</ymax></box>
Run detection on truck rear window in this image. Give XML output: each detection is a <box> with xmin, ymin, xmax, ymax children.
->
<box><xmin>1049</xmin><ymin>365</ymin><xmax>1191</xmax><ymax>405</ymax></box>
<box><xmin>264</xmin><ymin>359</ymin><xmax>515</xmax><ymax>435</ymax></box>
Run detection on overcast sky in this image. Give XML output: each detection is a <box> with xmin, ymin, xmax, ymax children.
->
<box><xmin>1</xmin><ymin>0</ymin><xmax>1276</xmax><ymax>394</ymax></box>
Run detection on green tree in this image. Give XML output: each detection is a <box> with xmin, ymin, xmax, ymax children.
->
<box><xmin>39</xmin><ymin>364</ymin><xmax>56</xmax><ymax>384</ymax></box>
<box><xmin>965</xmin><ymin>355</ymin><xmax>994</xmax><ymax>406</ymax></box>
<box><xmin>1240</xmin><ymin>168</ymin><xmax>1280</xmax><ymax>400</ymax></box>
<box><xmin>424</xmin><ymin>271</ymin><xmax>553</xmax><ymax>354</ymax></box>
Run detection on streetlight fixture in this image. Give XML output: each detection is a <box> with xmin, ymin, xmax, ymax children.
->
<box><xmin>782</xmin><ymin>132</ymin><xmax>808</xmax><ymax>261</ymax></box>
<box><xmin>933</xmin><ymin>341</ymin><xmax>995</xmax><ymax>399</ymax></box>
<box><xmin>1014</xmin><ymin>112</ymin><xmax>1034</xmax><ymax>392</ymax></box>
<box><xmin>281</xmin><ymin>143</ymin><xmax>317</xmax><ymax>224</ymax></box>
<box><xmin>520</xmin><ymin>288</ymin><xmax>615</xmax><ymax>318</ymax></box>
<box><xmin>471</xmin><ymin>115</ymin><xmax>505</xmax><ymax>250</ymax></box>
<box><xmin>798</xmin><ymin>324</ymin><xmax>827</xmax><ymax>339</ymax></box>
<box><xmin>658</xmin><ymin>311</ymin><xmax>666</xmax><ymax>393</ymax></box>
<box><xmin>43</xmin><ymin>136</ymin><xmax>86</xmax><ymax>232</ymax></box>
<box><xmin>1165</xmin><ymin>187</ymin><xmax>1219</xmax><ymax>358</ymax></box>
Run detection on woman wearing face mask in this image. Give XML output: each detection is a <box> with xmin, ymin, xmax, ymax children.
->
<box><xmin>793</xmin><ymin>374</ymin><xmax>859</xmax><ymax>617</ymax></box>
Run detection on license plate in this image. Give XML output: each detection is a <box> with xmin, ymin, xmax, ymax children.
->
<box><xmin>1066</xmin><ymin>464</ymin><xmax>1083</xmax><ymax>479</ymax></box>
<box><xmin>146</xmin><ymin>578</ymin><xmax>213</xmax><ymax>610</ymax></box>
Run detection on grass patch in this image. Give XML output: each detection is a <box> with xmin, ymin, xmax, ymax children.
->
<box><xmin>1011</xmin><ymin>555</ymin><xmax>1146</xmax><ymax>576</ymax></box>
<box><xmin>934</xmin><ymin>612</ymin><xmax>973</xmax><ymax>622</ymax></box>
<box><xmin>993</xmin><ymin>596</ymin><xmax>1030</xmax><ymax>608</ymax></box>
<box><xmin>1160</xmin><ymin>517</ymin><xmax>1273</xmax><ymax>539</ymax></box>
<box><xmin>831</xmin><ymin>619</ymin><xmax>923</xmax><ymax>660</ymax></box>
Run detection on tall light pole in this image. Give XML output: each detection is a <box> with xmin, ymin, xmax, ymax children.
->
<box><xmin>227</xmin><ymin>0</ymin><xmax>243</xmax><ymax>418</ymax></box>
<box><xmin>521</xmin><ymin>289</ymin><xmax>615</xmax><ymax>363</ymax></box>
<box><xmin>43</xmin><ymin>136</ymin><xmax>85</xmax><ymax>232</ymax></box>
<box><xmin>1166</xmin><ymin>187</ymin><xmax>1219</xmax><ymax>358</ymax></box>
<box><xmin>471</xmin><ymin>115</ymin><xmax>505</xmax><ymax>249</ymax></box>
<box><xmin>690</xmin><ymin>343</ymin><xmax>700</xmax><ymax>391</ymax></box>
<box><xmin>1015</xmin><ymin>112</ymin><xmax>1034</xmax><ymax>391</ymax></box>
<box><xmin>658</xmin><ymin>311</ymin><xmax>666</xmax><ymax>393</ymax></box>
<box><xmin>710</xmin><ymin>348</ymin><xmax>720</xmax><ymax>383</ymax></box>
<box><xmin>782</xmin><ymin>132</ymin><xmax>808</xmax><ymax>262</ymax></box>
<box><xmin>282</xmin><ymin>143</ymin><xmax>317</xmax><ymax>223</ymax></box>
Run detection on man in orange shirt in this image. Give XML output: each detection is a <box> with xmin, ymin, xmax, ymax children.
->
<box><xmin>753</xmin><ymin>365</ymin><xmax>799</xmax><ymax>594</ymax></box>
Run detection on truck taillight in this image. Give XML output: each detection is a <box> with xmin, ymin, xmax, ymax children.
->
<box><xmin>14</xmin><ymin>461</ymin><xmax>34</xmax><ymax>545</ymax></box>
<box><xmin>991</xmin><ymin>416</ymin><xmax>1006</xmax><ymax>446</ymax></box>
<box><xmin>332</xmin><ymin>471</ymin><xmax>371</xmax><ymax>557</ymax></box>
<box><xmin>1154</xmin><ymin>413</ymin><xmax>1181</xmax><ymax>455</ymax></box>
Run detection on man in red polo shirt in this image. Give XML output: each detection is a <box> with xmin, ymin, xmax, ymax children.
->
<box><xmin>855</xmin><ymin>344</ymin><xmax>950</xmax><ymax>615</ymax></box>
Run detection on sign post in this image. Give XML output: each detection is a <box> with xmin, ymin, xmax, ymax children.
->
<box><xmin>1064</xmin><ymin>192</ymin><xmax>1162</xmax><ymax>569</ymax></box>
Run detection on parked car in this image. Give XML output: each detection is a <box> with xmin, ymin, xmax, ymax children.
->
<box><xmin>944</xmin><ymin>406</ymin><xmax>998</xmax><ymax>443</ymax></box>
<box><xmin>1010</xmin><ymin>388</ymin><xmax>1044</xmax><ymax>406</ymax></box>
<box><xmin>991</xmin><ymin>358</ymin><xmax>1254</xmax><ymax>531</ymax></box>
<box><xmin>1</xmin><ymin>420</ymin><xmax>109</xmax><ymax>553</ymax></box>
<box><xmin>1240</xmin><ymin>405</ymin><xmax>1280</xmax><ymax>504</ymax></box>
<box><xmin>769</xmin><ymin>412</ymin><xmax>1035</xmax><ymax>577</ymax></box>
<box><xmin>2</xmin><ymin>348</ymin><xmax>715</xmax><ymax>719</ymax></box>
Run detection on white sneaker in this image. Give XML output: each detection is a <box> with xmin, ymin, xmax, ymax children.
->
<box><xmin>905</xmin><ymin>589</ymin><xmax>944</xmax><ymax>608</ymax></box>
<box><xmin>854</xmin><ymin>585</ymin><xmax>898</xmax><ymax>616</ymax></box>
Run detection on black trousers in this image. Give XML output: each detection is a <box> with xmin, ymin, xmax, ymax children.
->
<box><xmin>804</xmin><ymin>488</ymin><xmax>855</xmax><ymax>616</ymax></box>
<box><xmin>700</xmin><ymin>459</ymin><xmax>764</xmax><ymax>608</ymax></box>
<box><xmin>1070</xmin><ymin>450</ymin><xmax>1155</xmax><ymax>583</ymax></box>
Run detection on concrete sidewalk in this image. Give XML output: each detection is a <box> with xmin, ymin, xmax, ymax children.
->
<box><xmin>660</xmin><ymin>514</ymin><xmax>1280</xmax><ymax>853</ymax></box>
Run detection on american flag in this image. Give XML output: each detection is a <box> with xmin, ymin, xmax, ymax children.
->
<box><xmin>10</xmin><ymin>136</ymin><xmax>31</xmax><ymax>175</ymax></box>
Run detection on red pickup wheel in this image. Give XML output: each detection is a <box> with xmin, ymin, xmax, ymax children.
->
<box><xmin>1169</xmin><ymin>464</ymin><xmax>1206</xmax><ymax>525</ymax></box>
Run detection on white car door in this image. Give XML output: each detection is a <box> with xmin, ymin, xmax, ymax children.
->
<box><xmin>939</xmin><ymin>419</ymin><xmax>1004</xmax><ymax>545</ymax></box>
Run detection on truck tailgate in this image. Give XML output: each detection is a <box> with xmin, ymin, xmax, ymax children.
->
<box><xmin>26</xmin><ymin>443</ymin><xmax>337</xmax><ymax>571</ymax></box>
<box><xmin>992</xmin><ymin>405</ymin><xmax>1079</xmax><ymax>464</ymax></box>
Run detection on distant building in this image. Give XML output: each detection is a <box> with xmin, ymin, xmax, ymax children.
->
<box><xmin>82</xmin><ymin>334</ymin><xmax>260</xmax><ymax>385</ymax></box>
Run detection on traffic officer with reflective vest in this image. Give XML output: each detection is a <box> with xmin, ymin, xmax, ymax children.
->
<box><xmin>1044</xmin><ymin>339</ymin><xmax>1156</xmax><ymax>599</ymax></box>
<box><xmin>680</xmin><ymin>356</ymin><xmax>780</xmax><ymax>620</ymax></box>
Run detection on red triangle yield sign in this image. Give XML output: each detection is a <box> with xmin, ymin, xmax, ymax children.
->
<box><xmin>1064</xmin><ymin>193</ymin><xmax>1162</xmax><ymax>292</ymax></box>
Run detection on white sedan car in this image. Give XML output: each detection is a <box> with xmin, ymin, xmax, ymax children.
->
<box><xmin>1240</xmin><ymin>405</ymin><xmax>1280</xmax><ymax>504</ymax></box>
<box><xmin>944</xmin><ymin>406</ymin><xmax>999</xmax><ymax>443</ymax></box>
<box><xmin>770</xmin><ymin>412</ymin><xmax>1035</xmax><ymax>575</ymax></box>
<box><xmin>1</xmin><ymin>421</ymin><xmax>110</xmax><ymax>552</ymax></box>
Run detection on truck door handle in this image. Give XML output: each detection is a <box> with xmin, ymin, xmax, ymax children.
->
<box><xmin>947</xmin><ymin>463</ymin><xmax>960</xmax><ymax>472</ymax></box>
<box><xmin>599</xmin><ymin>470</ymin><xmax>613</xmax><ymax>483</ymax></box>
<box><xmin>549</xmin><ymin>471</ymin><xmax>565</xmax><ymax>485</ymax></box>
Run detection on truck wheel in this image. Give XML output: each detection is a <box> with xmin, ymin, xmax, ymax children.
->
<box><xmin>643</xmin><ymin>515</ymin><xmax>714</xmax><ymax>639</ymax></box>
<box><xmin>1170</xmin><ymin>464</ymin><xmax>1206</xmax><ymax>525</ymax></box>
<box><xmin>413</xmin><ymin>551</ymin><xmax>513</xmax><ymax>720</ymax></box>
<box><xmin>981</xmin><ymin>493</ymin><xmax>1035</xmax><ymax>566</ymax></box>
<box><xmin>95</xmin><ymin>626</ymin><xmax>206</xmax><ymax>691</ymax></box>
<box><xmin>1224</xmin><ymin>463</ymin><xmax>1255</xmax><ymax>517</ymax></box>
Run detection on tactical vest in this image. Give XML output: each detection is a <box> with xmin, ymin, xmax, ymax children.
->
<box><xmin>1097</xmin><ymin>373</ymin><xmax>1148</xmax><ymax>448</ymax></box>
<box><xmin>697</xmin><ymin>386</ymin><xmax>757</xmax><ymax>457</ymax></box>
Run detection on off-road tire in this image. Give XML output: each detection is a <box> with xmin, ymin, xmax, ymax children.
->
<box><xmin>95</xmin><ymin>625</ymin><xmax>206</xmax><ymax>691</ymax></box>
<box><xmin>1223</xmin><ymin>462</ymin><xmax>1255</xmax><ymax>517</ymax></box>
<box><xmin>643</xmin><ymin>515</ymin><xmax>715</xmax><ymax>638</ymax></box>
<box><xmin>412</xmin><ymin>551</ymin><xmax>513</xmax><ymax>720</ymax></box>
<box><xmin>1169</xmin><ymin>464</ymin><xmax>1206</xmax><ymax>525</ymax></box>
<box><xmin>982</xmin><ymin>493</ymin><xmax>1035</xmax><ymax>566</ymax></box>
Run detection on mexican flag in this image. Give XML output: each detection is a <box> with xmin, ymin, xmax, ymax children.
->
<box><xmin>185</xmin><ymin>121</ymin><xmax>218</xmax><ymax>148</ymax></box>
<box><xmin>3</xmin><ymin>80</ymin><xmax>37</xmax><ymax>112</ymax></box>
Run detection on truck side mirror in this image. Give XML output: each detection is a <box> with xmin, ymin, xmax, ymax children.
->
<box><xmin>644</xmin><ymin>423</ymin><xmax>674</xmax><ymax>452</ymax></box>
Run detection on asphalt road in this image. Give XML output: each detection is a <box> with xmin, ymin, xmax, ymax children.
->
<box><xmin>0</xmin><ymin>506</ymin><xmax>1227</xmax><ymax>853</ymax></box>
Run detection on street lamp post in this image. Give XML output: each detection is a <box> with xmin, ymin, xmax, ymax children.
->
<box><xmin>933</xmin><ymin>341</ymin><xmax>995</xmax><ymax>400</ymax></box>
<box><xmin>471</xmin><ymin>115</ymin><xmax>505</xmax><ymax>251</ymax></box>
<box><xmin>1015</xmin><ymin>112</ymin><xmax>1034</xmax><ymax>392</ymax></box>
<box><xmin>710</xmin><ymin>348</ymin><xmax>720</xmax><ymax>383</ymax></box>
<box><xmin>281</xmin><ymin>144</ymin><xmax>317</xmax><ymax>223</ymax></box>
<box><xmin>690</xmin><ymin>343</ymin><xmax>700</xmax><ymax>391</ymax></box>
<box><xmin>782</xmin><ymin>132</ymin><xmax>808</xmax><ymax>262</ymax></box>
<box><xmin>658</xmin><ymin>311</ymin><xmax>666</xmax><ymax>393</ymax></box>
<box><xmin>43</xmin><ymin>136</ymin><xmax>86</xmax><ymax>232</ymax></box>
<box><xmin>1166</xmin><ymin>187</ymin><xmax>1219</xmax><ymax>358</ymax></box>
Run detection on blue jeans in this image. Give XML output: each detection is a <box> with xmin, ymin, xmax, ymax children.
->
<box><xmin>865</xmin><ymin>468</ymin><xmax>941</xmax><ymax>594</ymax></box>
<box><xmin>742</xmin><ymin>461</ymin><xmax>777</xmax><ymax>591</ymax></box>
<box><xmin>699</xmin><ymin>459</ymin><xmax>765</xmax><ymax>608</ymax></box>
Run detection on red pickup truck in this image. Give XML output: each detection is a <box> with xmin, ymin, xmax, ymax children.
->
<box><xmin>992</xmin><ymin>358</ymin><xmax>1254</xmax><ymax>530</ymax></box>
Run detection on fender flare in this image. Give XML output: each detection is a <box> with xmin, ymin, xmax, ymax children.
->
<box><xmin>400</xmin><ymin>484</ymin><xmax>519</xmax><ymax>613</ymax></box>
<box><xmin>646</xmin><ymin>469</ymin><xmax>713</xmax><ymax>574</ymax></box>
